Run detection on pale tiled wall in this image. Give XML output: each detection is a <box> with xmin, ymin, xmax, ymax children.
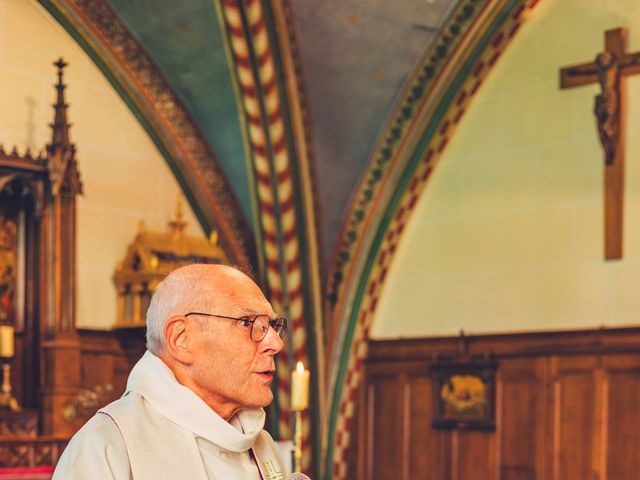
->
<box><xmin>373</xmin><ymin>0</ymin><xmax>640</xmax><ymax>338</ymax></box>
<box><xmin>0</xmin><ymin>0</ymin><xmax>204</xmax><ymax>329</ymax></box>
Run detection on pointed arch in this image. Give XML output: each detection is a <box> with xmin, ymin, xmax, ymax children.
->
<box><xmin>325</xmin><ymin>0</ymin><xmax>542</xmax><ymax>477</ymax></box>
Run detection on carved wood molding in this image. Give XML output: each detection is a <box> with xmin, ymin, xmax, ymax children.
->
<box><xmin>0</xmin><ymin>438</ymin><xmax>66</xmax><ymax>468</ymax></box>
<box><xmin>367</xmin><ymin>326</ymin><xmax>640</xmax><ymax>363</ymax></box>
<box><xmin>0</xmin><ymin>412</ymin><xmax>39</xmax><ymax>439</ymax></box>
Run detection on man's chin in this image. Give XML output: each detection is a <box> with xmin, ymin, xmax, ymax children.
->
<box><xmin>259</xmin><ymin>391</ymin><xmax>274</xmax><ymax>407</ymax></box>
<box><xmin>243</xmin><ymin>390</ymin><xmax>274</xmax><ymax>409</ymax></box>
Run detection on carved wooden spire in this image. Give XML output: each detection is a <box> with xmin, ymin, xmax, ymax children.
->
<box><xmin>50</xmin><ymin>58</ymin><xmax>71</xmax><ymax>148</ymax></box>
<box><xmin>46</xmin><ymin>58</ymin><xmax>81</xmax><ymax>196</ymax></box>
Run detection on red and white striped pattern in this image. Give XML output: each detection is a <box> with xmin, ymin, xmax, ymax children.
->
<box><xmin>221</xmin><ymin>0</ymin><xmax>312</xmax><ymax>473</ymax></box>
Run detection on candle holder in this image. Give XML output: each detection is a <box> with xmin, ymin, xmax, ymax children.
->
<box><xmin>290</xmin><ymin>360</ymin><xmax>310</xmax><ymax>472</ymax></box>
<box><xmin>0</xmin><ymin>359</ymin><xmax>20</xmax><ymax>411</ymax></box>
<box><xmin>293</xmin><ymin>408</ymin><xmax>303</xmax><ymax>472</ymax></box>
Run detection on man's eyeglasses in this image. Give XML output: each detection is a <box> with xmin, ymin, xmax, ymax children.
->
<box><xmin>184</xmin><ymin>312</ymin><xmax>287</xmax><ymax>342</ymax></box>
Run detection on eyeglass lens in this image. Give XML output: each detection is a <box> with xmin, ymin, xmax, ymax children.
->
<box><xmin>251</xmin><ymin>315</ymin><xmax>286</xmax><ymax>342</ymax></box>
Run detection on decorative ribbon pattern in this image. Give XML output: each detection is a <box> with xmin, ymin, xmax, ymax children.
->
<box><xmin>219</xmin><ymin>0</ymin><xmax>313</xmax><ymax>473</ymax></box>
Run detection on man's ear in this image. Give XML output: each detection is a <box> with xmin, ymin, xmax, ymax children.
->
<box><xmin>164</xmin><ymin>316</ymin><xmax>196</xmax><ymax>365</ymax></box>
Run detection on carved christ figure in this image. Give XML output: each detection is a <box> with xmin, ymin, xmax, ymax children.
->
<box><xmin>593</xmin><ymin>52</ymin><xmax>620</xmax><ymax>165</ymax></box>
<box><xmin>560</xmin><ymin>28</ymin><xmax>640</xmax><ymax>260</ymax></box>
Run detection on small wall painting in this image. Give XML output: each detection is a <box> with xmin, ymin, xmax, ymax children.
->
<box><xmin>432</xmin><ymin>361</ymin><xmax>496</xmax><ymax>430</ymax></box>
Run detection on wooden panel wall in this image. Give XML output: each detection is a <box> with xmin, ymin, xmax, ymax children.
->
<box><xmin>0</xmin><ymin>328</ymin><xmax>145</xmax><ymax>468</ymax></box>
<box><xmin>356</xmin><ymin>328</ymin><xmax>640</xmax><ymax>480</ymax></box>
<box><xmin>40</xmin><ymin>328</ymin><xmax>145</xmax><ymax>437</ymax></box>
<box><xmin>77</xmin><ymin>329</ymin><xmax>146</xmax><ymax>398</ymax></box>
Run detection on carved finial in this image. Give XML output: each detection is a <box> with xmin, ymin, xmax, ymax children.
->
<box><xmin>175</xmin><ymin>196</ymin><xmax>184</xmax><ymax>221</ymax></box>
<box><xmin>46</xmin><ymin>58</ymin><xmax>81</xmax><ymax>196</ymax></box>
<box><xmin>49</xmin><ymin>57</ymin><xmax>72</xmax><ymax>149</ymax></box>
<box><xmin>0</xmin><ymin>144</ymin><xmax>4</xmax><ymax>155</ymax></box>
<box><xmin>209</xmin><ymin>230</ymin><xmax>219</xmax><ymax>246</ymax></box>
<box><xmin>168</xmin><ymin>196</ymin><xmax>187</xmax><ymax>236</ymax></box>
<box><xmin>137</xmin><ymin>220</ymin><xmax>146</xmax><ymax>234</ymax></box>
<box><xmin>10</xmin><ymin>147</ymin><xmax>18</xmax><ymax>157</ymax></box>
<box><xmin>54</xmin><ymin>57</ymin><xmax>67</xmax><ymax>73</ymax></box>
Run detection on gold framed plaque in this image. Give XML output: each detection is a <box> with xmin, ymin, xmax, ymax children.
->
<box><xmin>432</xmin><ymin>360</ymin><xmax>496</xmax><ymax>430</ymax></box>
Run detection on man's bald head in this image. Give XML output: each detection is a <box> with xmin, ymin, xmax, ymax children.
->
<box><xmin>145</xmin><ymin>264</ymin><xmax>255</xmax><ymax>354</ymax></box>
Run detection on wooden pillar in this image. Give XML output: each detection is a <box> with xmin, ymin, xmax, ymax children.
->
<box><xmin>40</xmin><ymin>334</ymin><xmax>81</xmax><ymax>436</ymax></box>
<box><xmin>131</xmin><ymin>283</ymin><xmax>143</xmax><ymax>325</ymax></box>
<box><xmin>40</xmin><ymin>59</ymin><xmax>83</xmax><ymax>436</ymax></box>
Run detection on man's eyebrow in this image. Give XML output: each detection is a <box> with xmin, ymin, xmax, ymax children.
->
<box><xmin>230</xmin><ymin>306</ymin><xmax>260</xmax><ymax>316</ymax></box>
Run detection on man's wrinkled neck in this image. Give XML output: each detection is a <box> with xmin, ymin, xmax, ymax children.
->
<box><xmin>161</xmin><ymin>353</ymin><xmax>239</xmax><ymax>421</ymax></box>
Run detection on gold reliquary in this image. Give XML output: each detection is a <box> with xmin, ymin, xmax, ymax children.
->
<box><xmin>113</xmin><ymin>201</ymin><xmax>228</xmax><ymax>328</ymax></box>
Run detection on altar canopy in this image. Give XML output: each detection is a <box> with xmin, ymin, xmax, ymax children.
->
<box><xmin>113</xmin><ymin>202</ymin><xmax>227</xmax><ymax>328</ymax></box>
<box><xmin>0</xmin><ymin>58</ymin><xmax>84</xmax><ymax>471</ymax></box>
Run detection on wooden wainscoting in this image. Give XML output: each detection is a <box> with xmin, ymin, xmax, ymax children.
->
<box><xmin>355</xmin><ymin>328</ymin><xmax>640</xmax><ymax>480</ymax></box>
<box><xmin>0</xmin><ymin>328</ymin><xmax>145</xmax><ymax>469</ymax></box>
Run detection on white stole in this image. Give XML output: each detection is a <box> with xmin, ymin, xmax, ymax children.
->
<box><xmin>100</xmin><ymin>391</ymin><xmax>285</xmax><ymax>480</ymax></box>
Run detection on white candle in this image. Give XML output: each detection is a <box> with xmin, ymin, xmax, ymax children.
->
<box><xmin>291</xmin><ymin>360</ymin><xmax>310</xmax><ymax>411</ymax></box>
<box><xmin>0</xmin><ymin>325</ymin><xmax>14</xmax><ymax>358</ymax></box>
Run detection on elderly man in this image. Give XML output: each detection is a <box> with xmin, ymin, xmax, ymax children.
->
<box><xmin>53</xmin><ymin>264</ymin><xmax>288</xmax><ymax>480</ymax></box>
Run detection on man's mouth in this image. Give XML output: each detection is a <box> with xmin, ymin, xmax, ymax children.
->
<box><xmin>256</xmin><ymin>370</ymin><xmax>275</xmax><ymax>381</ymax></box>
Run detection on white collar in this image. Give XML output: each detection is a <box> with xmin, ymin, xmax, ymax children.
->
<box><xmin>125</xmin><ymin>351</ymin><xmax>266</xmax><ymax>453</ymax></box>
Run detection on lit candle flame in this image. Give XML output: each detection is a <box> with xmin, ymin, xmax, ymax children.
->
<box><xmin>296</xmin><ymin>361</ymin><xmax>305</xmax><ymax>373</ymax></box>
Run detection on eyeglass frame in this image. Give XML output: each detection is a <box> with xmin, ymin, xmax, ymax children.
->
<box><xmin>184</xmin><ymin>311</ymin><xmax>288</xmax><ymax>342</ymax></box>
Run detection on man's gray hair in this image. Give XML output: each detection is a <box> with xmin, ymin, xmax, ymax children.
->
<box><xmin>145</xmin><ymin>265</ymin><xmax>210</xmax><ymax>354</ymax></box>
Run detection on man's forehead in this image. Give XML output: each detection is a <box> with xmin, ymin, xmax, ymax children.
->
<box><xmin>172</xmin><ymin>263</ymin><xmax>249</xmax><ymax>281</ymax></box>
<box><xmin>184</xmin><ymin>265</ymin><xmax>249</xmax><ymax>292</ymax></box>
<box><xmin>191</xmin><ymin>269</ymin><xmax>270</xmax><ymax>307</ymax></box>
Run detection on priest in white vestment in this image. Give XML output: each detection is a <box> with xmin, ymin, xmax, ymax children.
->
<box><xmin>53</xmin><ymin>264</ymin><xmax>288</xmax><ymax>480</ymax></box>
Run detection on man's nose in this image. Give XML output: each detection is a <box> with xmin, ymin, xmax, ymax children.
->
<box><xmin>260</xmin><ymin>325</ymin><xmax>284</xmax><ymax>353</ymax></box>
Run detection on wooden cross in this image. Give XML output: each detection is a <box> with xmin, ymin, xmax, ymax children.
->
<box><xmin>560</xmin><ymin>28</ymin><xmax>640</xmax><ymax>260</ymax></box>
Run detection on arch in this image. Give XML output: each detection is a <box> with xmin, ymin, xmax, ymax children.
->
<box><xmin>324</xmin><ymin>0</ymin><xmax>542</xmax><ymax>477</ymax></box>
<box><xmin>0</xmin><ymin>174</ymin><xmax>45</xmax><ymax>220</ymax></box>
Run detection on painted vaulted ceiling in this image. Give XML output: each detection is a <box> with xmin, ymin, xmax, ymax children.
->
<box><xmin>37</xmin><ymin>0</ymin><xmax>540</xmax><ymax>478</ymax></box>
<box><xmin>107</xmin><ymin>0</ymin><xmax>457</xmax><ymax>265</ymax></box>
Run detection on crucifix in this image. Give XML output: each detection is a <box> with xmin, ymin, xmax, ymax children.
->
<box><xmin>560</xmin><ymin>28</ymin><xmax>640</xmax><ymax>260</ymax></box>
